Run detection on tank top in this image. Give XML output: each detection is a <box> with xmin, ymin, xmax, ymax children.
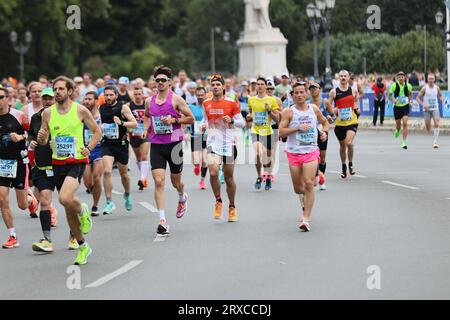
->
<box><xmin>148</xmin><ymin>91</ymin><xmax>183</xmax><ymax>144</ymax></box>
<box><xmin>84</xmin><ymin>116</ymin><xmax>102</xmax><ymax>148</ymax></box>
<box><xmin>99</xmin><ymin>102</ymin><xmax>128</xmax><ymax>143</ymax></box>
<box><xmin>335</xmin><ymin>86</ymin><xmax>357</xmax><ymax>126</ymax></box>
<box><xmin>286</xmin><ymin>104</ymin><xmax>318</xmax><ymax>155</ymax></box>
<box><xmin>129</xmin><ymin>101</ymin><xmax>146</xmax><ymax>137</ymax></box>
<box><xmin>48</xmin><ymin>102</ymin><xmax>87</xmax><ymax>164</ymax></box>
<box><xmin>117</xmin><ymin>90</ymin><xmax>131</xmax><ymax>104</ymax></box>
<box><xmin>424</xmin><ymin>85</ymin><xmax>439</xmax><ymax>111</ymax></box>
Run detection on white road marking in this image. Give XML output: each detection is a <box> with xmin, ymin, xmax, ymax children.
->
<box><xmin>139</xmin><ymin>202</ymin><xmax>158</xmax><ymax>213</ymax></box>
<box><xmin>112</xmin><ymin>190</ymin><xmax>122</xmax><ymax>195</ymax></box>
<box><xmin>85</xmin><ymin>260</ymin><xmax>143</xmax><ymax>288</ymax></box>
<box><xmin>381</xmin><ymin>181</ymin><xmax>419</xmax><ymax>190</ymax></box>
<box><xmin>328</xmin><ymin>170</ymin><xmax>366</xmax><ymax>178</ymax></box>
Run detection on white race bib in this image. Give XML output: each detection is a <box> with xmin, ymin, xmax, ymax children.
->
<box><xmin>132</xmin><ymin>122</ymin><xmax>145</xmax><ymax>136</ymax></box>
<box><xmin>211</xmin><ymin>142</ymin><xmax>232</xmax><ymax>157</ymax></box>
<box><xmin>55</xmin><ymin>136</ymin><xmax>76</xmax><ymax>158</ymax></box>
<box><xmin>296</xmin><ymin>129</ymin><xmax>316</xmax><ymax>146</ymax></box>
<box><xmin>339</xmin><ymin>107</ymin><xmax>353</xmax><ymax>121</ymax></box>
<box><xmin>84</xmin><ymin>129</ymin><xmax>94</xmax><ymax>145</ymax></box>
<box><xmin>427</xmin><ymin>97</ymin><xmax>438</xmax><ymax>110</ymax></box>
<box><xmin>397</xmin><ymin>96</ymin><xmax>409</xmax><ymax>105</ymax></box>
<box><xmin>194</xmin><ymin>121</ymin><xmax>203</xmax><ymax>135</ymax></box>
<box><xmin>0</xmin><ymin>159</ymin><xmax>17</xmax><ymax>178</ymax></box>
<box><xmin>102</xmin><ymin>123</ymin><xmax>119</xmax><ymax>139</ymax></box>
<box><xmin>152</xmin><ymin>116</ymin><xmax>173</xmax><ymax>134</ymax></box>
<box><xmin>45</xmin><ymin>169</ymin><xmax>54</xmax><ymax>177</ymax></box>
<box><xmin>254</xmin><ymin>112</ymin><xmax>268</xmax><ymax>126</ymax></box>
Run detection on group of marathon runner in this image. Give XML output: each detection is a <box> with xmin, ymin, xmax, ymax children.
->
<box><xmin>0</xmin><ymin>66</ymin><xmax>443</xmax><ymax>265</ymax></box>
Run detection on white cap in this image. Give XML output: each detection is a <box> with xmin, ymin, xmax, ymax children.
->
<box><xmin>241</xmin><ymin>81</ymin><xmax>249</xmax><ymax>86</ymax></box>
<box><xmin>73</xmin><ymin>76</ymin><xmax>83</xmax><ymax>83</ymax></box>
<box><xmin>250</xmin><ymin>78</ymin><xmax>257</xmax><ymax>84</ymax></box>
<box><xmin>281</xmin><ymin>72</ymin><xmax>289</xmax><ymax>79</ymax></box>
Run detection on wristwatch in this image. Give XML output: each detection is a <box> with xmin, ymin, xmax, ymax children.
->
<box><xmin>86</xmin><ymin>145</ymin><xmax>92</xmax><ymax>152</ymax></box>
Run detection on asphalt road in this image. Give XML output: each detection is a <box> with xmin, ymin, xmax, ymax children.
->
<box><xmin>1</xmin><ymin>130</ymin><xmax>450</xmax><ymax>300</ymax></box>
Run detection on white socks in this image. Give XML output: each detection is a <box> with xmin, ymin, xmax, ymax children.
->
<box><xmin>158</xmin><ymin>209</ymin><xmax>166</xmax><ymax>221</ymax></box>
<box><xmin>434</xmin><ymin>128</ymin><xmax>440</xmax><ymax>143</ymax></box>
<box><xmin>140</xmin><ymin>161</ymin><xmax>150</xmax><ymax>180</ymax></box>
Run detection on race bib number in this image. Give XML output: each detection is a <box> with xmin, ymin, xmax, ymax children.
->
<box><xmin>84</xmin><ymin>129</ymin><xmax>94</xmax><ymax>145</ymax></box>
<box><xmin>0</xmin><ymin>159</ymin><xmax>17</xmax><ymax>178</ymax></box>
<box><xmin>254</xmin><ymin>112</ymin><xmax>268</xmax><ymax>126</ymax></box>
<box><xmin>211</xmin><ymin>142</ymin><xmax>232</xmax><ymax>157</ymax></box>
<box><xmin>152</xmin><ymin>116</ymin><xmax>173</xmax><ymax>134</ymax></box>
<box><xmin>427</xmin><ymin>97</ymin><xmax>438</xmax><ymax>110</ymax></box>
<box><xmin>102</xmin><ymin>123</ymin><xmax>119</xmax><ymax>139</ymax></box>
<box><xmin>339</xmin><ymin>107</ymin><xmax>353</xmax><ymax>121</ymax></box>
<box><xmin>55</xmin><ymin>136</ymin><xmax>76</xmax><ymax>158</ymax></box>
<box><xmin>296</xmin><ymin>129</ymin><xmax>316</xmax><ymax>145</ymax></box>
<box><xmin>45</xmin><ymin>169</ymin><xmax>54</xmax><ymax>177</ymax></box>
<box><xmin>397</xmin><ymin>96</ymin><xmax>409</xmax><ymax>105</ymax></box>
<box><xmin>132</xmin><ymin>122</ymin><xmax>145</xmax><ymax>136</ymax></box>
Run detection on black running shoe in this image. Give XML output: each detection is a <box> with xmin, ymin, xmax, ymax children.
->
<box><xmin>265</xmin><ymin>178</ymin><xmax>272</xmax><ymax>191</ymax></box>
<box><xmin>91</xmin><ymin>206</ymin><xmax>99</xmax><ymax>217</ymax></box>
<box><xmin>157</xmin><ymin>221</ymin><xmax>170</xmax><ymax>235</ymax></box>
<box><xmin>341</xmin><ymin>163</ymin><xmax>347</xmax><ymax>179</ymax></box>
<box><xmin>255</xmin><ymin>177</ymin><xmax>263</xmax><ymax>190</ymax></box>
<box><xmin>138</xmin><ymin>180</ymin><xmax>144</xmax><ymax>191</ymax></box>
<box><xmin>349</xmin><ymin>162</ymin><xmax>355</xmax><ymax>176</ymax></box>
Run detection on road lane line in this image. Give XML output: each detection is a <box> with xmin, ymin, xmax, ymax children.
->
<box><xmin>112</xmin><ymin>190</ymin><xmax>122</xmax><ymax>195</ymax></box>
<box><xmin>139</xmin><ymin>202</ymin><xmax>158</xmax><ymax>213</ymax></box>
<box><xmin>381</xmin><ymin>181</ymin><xmax>419</xmax><ymax>190</ymax></box>
<box><xmin>328</xmin><ymin>170</ymin><xmax>366</xmax><ymax>178</ymax></box>
<box><xmin>85</xmin><ymin>260</ymin><xmax>143</xmax><ymax>288</ymax></box>
<box><xmin>154</xmin><ymin>234</ymin><xmax>168</xmax><ymax>242</ymax></box>
<box><xmin>376</xmin><ymin>171</ymin><xmax>429</xmax><ymax>175</ymax></box>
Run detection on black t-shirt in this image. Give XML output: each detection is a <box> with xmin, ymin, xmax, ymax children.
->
<box><xmin>117</xmin><ymin>91</ymin><xmax>132</xmax><ymax>104</ymax></box>
<box><xmin>99</xmin><ymin>101</ymin><xmax>128</xmax><ymax>143</ymax></box>
<box><xmin>0</xmin><ymin>110</ymin><xmax>26</xmax><ymax>161</ymax></box>
<box><xmin>29</xmin><ymin>109</ymin><xmax>52</xmax><ymax>168</ymax></box>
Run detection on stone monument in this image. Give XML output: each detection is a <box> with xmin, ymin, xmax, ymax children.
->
<box><xmin>237</xmin><ymin>0</ymin><xmax>289</xmax><ymax>78</ymax></box>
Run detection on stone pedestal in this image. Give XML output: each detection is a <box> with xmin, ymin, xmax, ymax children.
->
<box><xmin>237</xmin><ymin>28</ymin><xmax>288</xmax><ymax>78</ymax></box>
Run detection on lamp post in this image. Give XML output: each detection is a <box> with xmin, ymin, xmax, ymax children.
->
<box><xmin>316</xmin><ymin>0</ymin><xmax>335</xmax><ymax>92</ymax></box>
<box><xmin>306</xmin><ymin>3</ymin><xmax>321</xmax><ymax>79</ymax></box>
<box><xmin>210</xmin><ymin>27</ymin><xmax>231</xmax><ymax>74</ymax></box>
<box><xmin>10</xmin><ymin>30</ymin><xmax>32</xmax><ymax>84</ymax></box>
<box><xmin>436</xmin><ymin>8</ymin><xmax>447</xmax><ymax>82</ymax></box>
<box><xmin>416</xmin><ymin>24</ymin><xmax>427</xmax><ymax>76</ymax></box>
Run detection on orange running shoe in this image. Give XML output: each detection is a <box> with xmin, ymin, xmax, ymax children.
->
<box><xmin>28</xmin><ymin>190</ymin><xmax>38</xmax><ymax>218</ymax></box>
<box><xmin>228</xmin><ymin>207</ymin><xmax>238</xmax><ymax>222</ymax></box>
<box><xmin>143</xmin><ymin>179</ymin><xmax>149</xmax><ymax>188</ymax></box>
<box><xmin>214</xmin><ymin>201</ymin><xmax>223</xmax><ymax>219</ymax></box>
<box><xmin>50</xmin><ymin>207</ymin><xmax>57</xmax><ymax>227</ymax></box>
<box><xmin>2</xmin><ymin>236</ymin><xmax>19</xmax><ymax>249</ymax></box>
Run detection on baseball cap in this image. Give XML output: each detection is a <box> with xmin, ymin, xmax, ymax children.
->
<box><xmin>241</xmin><ymin>81</ymin><xmax>249</xmax><ymax>86</ymax></box>
<box><xmin>267</xmin><ymin>80</ymin><xmax>275</xmax><ymax>88</ymax></box>
<box><xmin>281</xmin><ymin>72</ymin><xmax>289</xmax><ymax>79</ymax></box>
<box><xmin>40</xmin><ymin>87</ymin><xmax>54</xmax><ymax>97</ymax></box>
<box><xmin>250</xmin><ymin>78</ymin><xmax>257</xmax><ymax>84</ymax></box>
<box><xmin>309</xmin><ymin>82</ymin><xmax>321</xmax><ymax>90</ymax></box>
<box><xmin>118</xmin><ymin>76</ymin><xmax>130</xmax><ymax>85</ymax></box>
<box><xmin>107</xmin><ymin>79</ymin><xmax>116</xmax><ymax>85</ymax></box>
<box><xmin>74</xmin><ymin>76</ymin><xmax>83</xmax><ymax>83</ymax></box>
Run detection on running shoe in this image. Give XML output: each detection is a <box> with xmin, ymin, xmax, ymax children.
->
<box><xmin>103</xmin><ymin>201</ymin><xmax>116</xmax><ymax>215</ymax></box>
<box><xmin>124</xmin><ymin>194</ymin><xmax>133</xmax><ymax>211</ymax></box>
<box><xmin>79</xmin><ymin>203</ymin><xmax>92</xmax><ymax>235</ymax></box>
<box><xmin>228</xmin><ymin>207</ymin><xmax>238</xmax><ymax>222</ymax></box>
<box><xmin>68</xmin><ymin>237</ymin><xmax>79</xmax><ymax>250</ymax></box>
<box><xmin>194</xmin><ymin>165</ymin><xmax>200</xmax><ymax>176</ymax></box>
<box><xmin>28</xmin><ymin>190</ymin><xmax>38</xmax><ymax>218</ymax></box>
<box><xmin>2</xmin><ymin>236</ymin><xmax>19</xmax><ymax>249</ymax></box>
<box><xmin>318</xmin><ymin>171</ymin><xmax>325</xmax><ymax>186</ymax></box>
<box><xmin>91</xmin><ymin>206</ymin><xmax>99</xmax><ymax>217</ymax></box>
<box><xmin>254</xmin><ymin>177</ymin><xmax>263</xmax><ymax>190</ymax></box>
<box><xmin>143</xmin><ymin>179</ymin><xmax>149</xmax><ymax>188</ymax></box>
<box><xmin>219</xmin><ymin>169</ymin><xmax>225</xmax><ymax>184</ymax></box>
<box><xmin>319</xmin><ymin>184</ymin><xmax>327</xmax><ymax>191</ymax></box>
<box><xmin>32</xmin><ymin>238</ymin><xmax>54</xmax><ymax>253</ymax></box>
<box><xmin>262</xmin><ymin>171</ymin><xmax>268</xmax><ymax>182</ymax></box>
<box><xmin>349</xmin><ymin>163</ymin><xmax>356</xmax><ymax>176</ymax></box>
<box><xmin>199</xmin><ymin>180</ymin><xmax>207</xmax><ymax>190</ymax></box>
<box><xmin>157</xmin><ymin>219</ymin><xmax>170</xmax><ymax>235</ymax></box>
<box><xmin>299</xmin><ymin>221</ymin><xmax>311</xmax><ymax>232</ymax></box>
<box><xmin>138</xmin><ymin>179</ymin><xmax>145</xmax><ymax>191</ymax></box>
<box><xmin>341</xmin><ymin>163</ymin><xmax>347</xmax><ymax>179</ymax></box>
<box><xmin>394</xmin><ymin>129</ymin><xmax>400</xmax><ymax>138</ymax></box>
<box><xmin>401</xmin><ymin>141</ymin><xmax>408</xmax><ymax>149</ymax></box>
<box><xmin>176</xmin><ymin>193</ymin><xmax>188</xmax><ymax>219</ymax></box>
<box><xmin>74</xmin><ymin>243</ymin><xmax>92</xmax><ymax>265</ymax></box>
<box><xmin>265</xmin><ymin>178</ymin><xmax>272</xmax><ymax>191</ymax></box>
<box><xmin>433</xmin><ymin>143</ymin><xmax>439</xmax><ymax>149</ymax></box>
<box><xmin>50</xmin><ymin>206</ymin><xmax>57</xmax><ymax>227</ymax></box>
<box><xmin>214</xmin><ymin>201</ymin><xmax>223</xmax><ymax>219</ymax></box>
<box><xmin>269</xmin><ymin>174</ymin><xmax>276</xmax><ymax>182</ymax></box>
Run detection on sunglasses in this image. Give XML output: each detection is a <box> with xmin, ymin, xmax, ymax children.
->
<box><xmin>0</xmin><ymin>95</ymin><xmax>7</xmax><ymax>99</ymax></box>
<box><xmin>155</xmin><ymin>78</ymin><xmax>169</xmax><ymax>83</ymax></box>
<box><xmin>267</xmin><ymin>87</ymin><xmax>274</xmax><ymax>90</ymax></box>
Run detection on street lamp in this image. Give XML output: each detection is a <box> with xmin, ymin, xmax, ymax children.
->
<box><xmin>306</xmin><ymin>3</ymin><xmax>321</xmax><ymax>79</ymax></box>
<box><xmin>416</xmin><ymin>24</ymin><xmax>427</xmax><ymax>76</ymax></box>
<box><xmin>10</xmin><ymin>29</ymin><xmax>32</xmax><ymax>84</ymax></box>
<box><xmin>210</xmin><ymin>27</ymin><xmax>231</xmax><ymax>73</ymax></box>
<box><xmin>316</xmin><ymin>0</ymin><xmax>335</xmax><ymax>92</ymax></box>
<box><xmin>436</xmin><ymin>8</ymin><xmax>447</xmax><ymax>81</ymax></box>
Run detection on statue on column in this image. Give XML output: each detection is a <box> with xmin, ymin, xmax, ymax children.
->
<box><xmin>244</xmin><ymin>0</ymin><xmax>272</xmax><ymax>31</ymax></box>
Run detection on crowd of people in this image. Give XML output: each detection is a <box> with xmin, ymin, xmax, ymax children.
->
<box><xmin>0</xmin><ymin>65</ymin><xmax>444</xmax><ymax>265</ymax></box>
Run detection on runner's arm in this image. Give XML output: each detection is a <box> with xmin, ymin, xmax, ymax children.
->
<box><xmin>143</xmin><ymin>97</ymin><xmax>152</xmax><ymax>133</ymax></box>
<box><xmin>278</xmin><ymin>108</ymin><xmax>296</xmax><ymax>139</ymax></box>
<box><xmin>438</xmin><ymin>87</ymin><xmax>444</xmax><ymax>105</ymax></box>
<box><xmin>37</xmin><ymin>108</ymin><xmax>50</xmax><ymax>146</ymax></box>
<box><xmin>174</xmin><ymin>95</ymin><xmax>195</xmax><ymax>125</ymax></box>
<box><xmin>79</xmin><ymin>105</ymin><xmax>102</xmax><ymax>150</ymax></box>
<box><xmin>353</xmin><ymin>89</ymin><xmax>360</xmax><ymax>114</ymax></box>
<box><xmin>231</xmin><ymin>113</ymin><xmax>246</xmax><ymax>129</ymax></box>
<box><xmin>416</xmin><ymin>87</ymin><xmax>425</xmax><ymax>106</ymax></box>
<box><xmin>313</xmin><ymin>104</ymin><xmax>330</xmax><ymax>134</ymax></box>
<box><xmin>358</xmin><ymin>84</ymin><xmax>364</xmax><ymax>99</ymax></box>
<box><xmin>120</xmin><ymin>105</ymin><xmax>138</xmax><ymax>129</ymax></box>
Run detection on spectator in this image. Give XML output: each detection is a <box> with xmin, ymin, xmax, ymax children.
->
<box><xmin>372</xmin><ymin>77</ymin><xmax>386</xmax><ymax>126</ymax></box>
<box><xmin>79</xmin><ymin>72</ymin><xmax>97</xmax><ymax>100</ymax></box>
